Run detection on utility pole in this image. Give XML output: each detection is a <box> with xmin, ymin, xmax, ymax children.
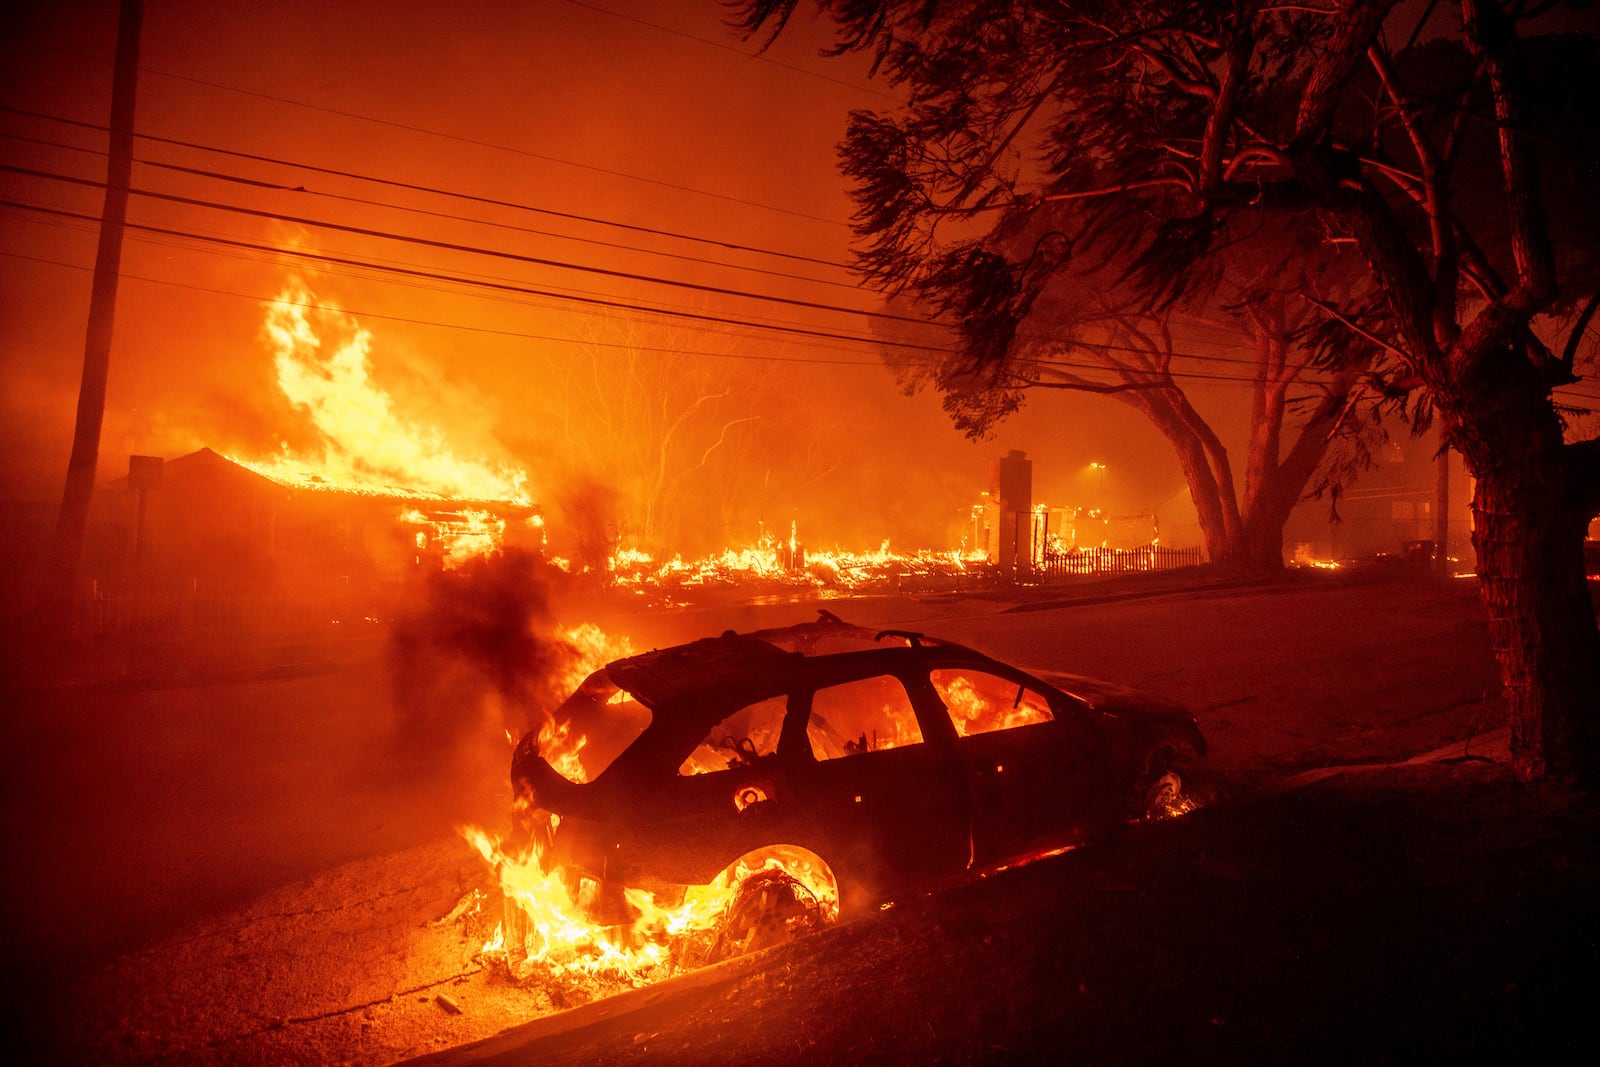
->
<box><xmin>45</xmin><ymin>0</ymin><xmax>143</xmax><ymax>631</ymax></box>
<box><xmin>1435</xmin><ymin>428</ymin><xmax>1450</xmax><ymax>577</ymax></box>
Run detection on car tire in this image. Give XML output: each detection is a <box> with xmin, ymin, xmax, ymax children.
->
<box><xmin>709</xmin><ymin>867</ymin><xmax>829</xmax><ymax>961</ymax></box>
<box><xmin>1132</xmin><ymin>742</ymin><xmax>1202</xmax><ymax>821</ymax></box>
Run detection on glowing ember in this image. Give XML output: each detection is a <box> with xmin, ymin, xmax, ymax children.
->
<box><xmin>1142</xmin><ymin>772</ymin><xmax>1201</xmax><ymax>819</ymax></box>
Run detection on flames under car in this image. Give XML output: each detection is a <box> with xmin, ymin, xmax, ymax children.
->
<box><xmin>506</xmin><ymin>612</ymin><xmax>1206</xmax><ymax>964</ymax></box>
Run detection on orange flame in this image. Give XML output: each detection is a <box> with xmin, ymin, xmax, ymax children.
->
<box><xmin>234</xmin><ymin>285</ymin><xmax>534</xmax><ymax>564</ymax></box>
<box><xmin>465</xmin><ymin>621</ymin><xmax>837</xmax><ymax>987</ymax></box>
<box><xmin>465</xmin><ymin>827</ymin><xmax>837</xmax><ymax>986</ymax></box>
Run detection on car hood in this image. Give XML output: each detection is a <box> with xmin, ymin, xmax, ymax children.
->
<box><xmin>1031</xmin><ymin>668</ymin><xmax>1204</xmax><ymax>749</ymax></box>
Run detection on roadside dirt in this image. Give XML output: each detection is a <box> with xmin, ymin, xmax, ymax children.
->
<box><xmin>428</xmin><ymin>760</ymin><xmax>1600</xmax><ymax>1065</ymax></box>
<box><xmin>13</xmin><ymin>570</ymin><xmax>1574</xmax><ymax>1065</ymax></box>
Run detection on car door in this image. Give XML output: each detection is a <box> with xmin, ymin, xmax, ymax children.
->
<box><xmin>650</xmin><ymin>694</ymin><xmax>813</xmax><ymax>882</ymax></box>
<box><xmin>929</xmin><ymin>666</ymin><xmax>1104</xmax><ymax>865</ymax></box>
<box><xmin>785</xmin><ymin>670</ymin><xmax>970</xmax><ymax>898</ymax></box>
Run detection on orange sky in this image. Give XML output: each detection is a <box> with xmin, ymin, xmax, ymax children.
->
<box><xmin>1</xmin><ymin>0</ymin><xmax>1214</xmax><ymax>554</ymax></box>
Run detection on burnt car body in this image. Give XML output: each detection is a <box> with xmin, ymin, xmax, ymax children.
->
<box><xmin>511</xmin><ymin>614</ymin><xmax>1205</xmax><ymax>927</ymax></box>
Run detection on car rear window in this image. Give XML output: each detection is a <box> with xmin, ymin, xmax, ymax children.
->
<box><xmin>545</xmin><ymin>672</ymin><xmax>653</xmax><ymax>782</ymax></box>
<box><xmin>807</xmin><ymin>675</ymin><xmax>923</xmax><ymax>760</ymax></box>
<box><xmin>931</xmin><ymin>668</ymin><xmax>1054</xmax><ymax>737</ymax></box>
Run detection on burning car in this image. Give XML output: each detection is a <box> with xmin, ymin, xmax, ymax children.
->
<box><xmin>497</xmin><ymin>612</ymin><xmax>1205</xmax><ymax>974</ymax></box>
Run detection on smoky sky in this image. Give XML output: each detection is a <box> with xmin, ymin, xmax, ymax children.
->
<box><xmin>1</xmin><ymin>0</ymin><xmax>1220</xmax><ymax>553</ymax></box>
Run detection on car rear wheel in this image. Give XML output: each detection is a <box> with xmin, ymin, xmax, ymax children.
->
<box><xmin>709</xmin><ymin>867</ymin><xmax>830</xmax><ymax>961</ymax></box>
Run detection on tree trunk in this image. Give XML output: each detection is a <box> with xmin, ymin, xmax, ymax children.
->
<box><xmin>1446</xmin><ymin>370</ymin><xmax>1600</xmax><ymax>786</ymax></box>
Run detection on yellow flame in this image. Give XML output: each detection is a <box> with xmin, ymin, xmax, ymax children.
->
<box><xmin>235</xmin><ymin>286</ymin><xmax>532</xmax><ymax>515</ymax></box>
<box><xmin>606</xmin><ymin>536</ymin><xmax>984</xmax><ymax>593</ymax></box>
<box><xmin>465</xmin><ymin>826</ymin><xmax>837</xmax><ymax>987</ymax></box>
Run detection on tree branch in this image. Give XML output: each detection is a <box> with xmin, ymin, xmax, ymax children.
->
<box><xmin>1560</xmin><ymin>288</ymin><xmax>1600</xmax><ymax>370</ymax></box>
<box><xmin>1304</xmin><ymin>294</ymin><xmax>1413</xmax><ymax>363</ymax></box>
<box><xmin>1461</xmin><ymin>0</ymin><xmax>1555</xmax><ymax>313</ymax></box>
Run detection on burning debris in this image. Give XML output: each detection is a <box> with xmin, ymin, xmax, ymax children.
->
<box><xmin>463</xmin><ymin>830</ymin><xmax>837</xmax><ymax>987</ymax></box>
<box><xmin>600</xmin><ymin>526</ymin><xmax>986</xmax><ymax>599</ymax></box>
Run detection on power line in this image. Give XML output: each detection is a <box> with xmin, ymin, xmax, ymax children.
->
<box><xmin>0</xmin><ymin>198</ymin><xmax>939</xmax><ymax>351</ymax></box>
<box><xmin>134</xmin><ymin>66</ymin><xmax>847</xmax><ymax>227</ymax></box>
<box><xmin>0</xmin><ymin>207</ymin><xmax>1352</xmax><ymax>394</ymax></box>
<box><xmin>0</xmin><ymin>129</ymin><xmax>864</xmax><ymax>293</ymax></box>
<box><xmin>0</xmin><ymin>105</ymin><xmax>851</xmax><ymax>270</ymax></box>
<box><xmin>0</xmin><ymin>196</ymin><xmax>1353</xmax><ymax>389</ymax></box>
<box><xmin>0</xmin><ymin>127</ymin><xmax>1356</xmax><ymax>379</ymax></box>
<box><xmin>0</xmin><ymin>192</ymin><xmax>915</xmax><ymax>351</ymax></box>
<box><xmin>2</xmin><ymin>110</ymin><xmax>1359</xmax><ymax>375</ymax></box>
<box><xmin>0</xmin><ymin>248</ymin><xmax>926</xmax><ymax>370</ymax></box>
<box><xmin>2</xmin><ymin>161</ymin><xmax>939</xmax><ymax>328</ymax></box>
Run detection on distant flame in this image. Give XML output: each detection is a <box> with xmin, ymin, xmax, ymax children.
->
<box><xmin>605</xmin><ymin>527</ymin><xmax>984</xmax><ymax>594</ymax></box>
<box><xmin>229</xmin><ymin>284</ymin><xmax>537</xmax><ymax>565</ymax></box>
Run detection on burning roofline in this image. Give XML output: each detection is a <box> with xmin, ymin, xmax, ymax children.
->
<box><xmin>218</xmin><ymin>449</ymin><xmax>537</xmax><ymax>515</ymax></box>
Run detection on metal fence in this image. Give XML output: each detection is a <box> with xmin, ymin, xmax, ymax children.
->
<box><xmin>1037</xmin><ymin>544</ymin><xmax>1204</xmax><ymax>579</ymax></box>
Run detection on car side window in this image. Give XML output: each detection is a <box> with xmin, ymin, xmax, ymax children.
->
<box><xmin>807</xmin><ymin>675</ymin><xmax>923</xmax><ymax>760</ymax></box>
<box><xmin>930</xmin><ymin>669</ymin><xmax>1054</xmax><ymax>738</ymax></box>
<box><xmin>678</xmin><ymin>695</ymin><xmax>788</xmax><ymax>775</ymax></box>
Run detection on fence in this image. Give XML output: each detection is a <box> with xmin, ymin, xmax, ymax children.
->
<box><xmin>76</xmin><ymin>588</ymin><xmax>373</xmax><ymax>641</ymax></box>
<box><xmin>1036</xmin><ymin>544</ymin><xmax>1204</xmax><ymax>579</ymax></box>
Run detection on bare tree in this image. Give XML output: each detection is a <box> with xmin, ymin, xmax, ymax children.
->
<box><xmin>535</xmin><ymin>317</ymin><xmax>770</xmax><ymax>554</ymax></box>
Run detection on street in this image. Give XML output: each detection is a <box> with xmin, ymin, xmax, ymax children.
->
<box><xmin>4</xmin><ymin>569</ymin><xmax>1510</xmax><ymax>1063</ymax></box>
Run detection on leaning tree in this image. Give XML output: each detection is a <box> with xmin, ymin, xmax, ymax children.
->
<box><xmin>737</xmin><ymin>0</ymin><xmax>1600</xmax><ymax>784</ymax></box>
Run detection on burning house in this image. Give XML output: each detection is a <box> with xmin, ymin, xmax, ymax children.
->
<box><xmin>78</xmin><ymin>447</ymin><xmax>540</xmax><ymax>638</ymax></box>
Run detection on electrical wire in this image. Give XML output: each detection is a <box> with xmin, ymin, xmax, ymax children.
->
<box><xmin>0</xmin><ymin>223</ymin><xmax>1352</xmax><ymax>393</ymax></box>
<box><xmin>2</xmin><ymin>161</ymin><xmax>926</xmax><ymax>327</ymax></box>
<box><xmin>0</xmin><ymin>129</ymin><xmax>864</xmax><ymax>293</ymax></box>
<box><xmin>3</xmin><ymin>111</ymin><xmax>1357</xmax><ymax>372</ymax></box>
<box><xmin>0</xmin><ymin>248</ymin><xmax>929</xmax><ymax>370</ymax></box>
<box><xmin>0</xmin><ymin>105</ymin><xmax>851</xmax><ymax>270</ymax></box>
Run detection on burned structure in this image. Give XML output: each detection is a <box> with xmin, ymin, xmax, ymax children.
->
<box><xmin>68</xmin><ymin>447</ymin><xmax>540</xmax><ymax>639</ymax></box>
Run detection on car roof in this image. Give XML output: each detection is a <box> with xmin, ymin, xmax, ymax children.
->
<box><xmin>602</xmin><ymin>614</ymin><xmax>1001</xmax><ymax>715</ymax></box>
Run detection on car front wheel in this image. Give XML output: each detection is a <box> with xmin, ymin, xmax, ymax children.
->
<box><xmin>1132</xmin><ymin>743</ymin><xmax>1203</xmax><ymax>821</ymax></box>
